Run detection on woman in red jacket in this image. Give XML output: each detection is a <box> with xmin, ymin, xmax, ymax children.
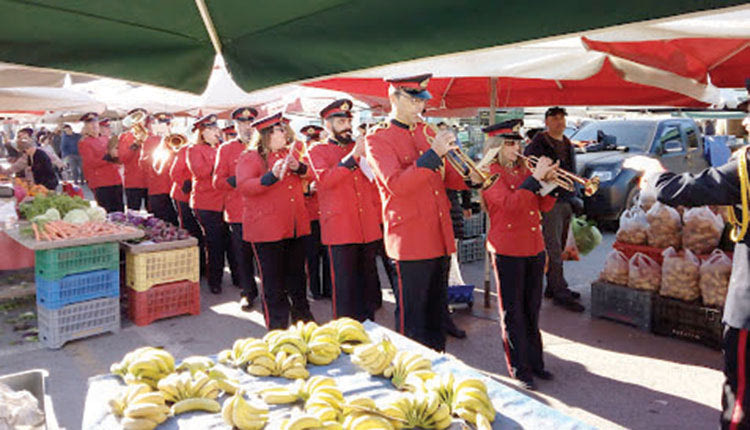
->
<box><xmin>169</xmin><ymin>143</ymin><xmax>206</xmax><ymax>276</ymax></box>
<box><xmin>481</xmin><ymin>120</ymin><xmax>557</xmax><ymax>391</ymax></box>
<box><xmin>78</xmin><ymin>112</ymin><xmax>123</xmax><ymax>212</ymax></box>
<box><xmin>237</xmin><ymin>112</ymin><xmax>314</xmax><ymax>330</ymax></box>
<box><xmin>187</xmin><ymin>114</ymin><xmax>229</xmax><ymax>294</ymax></box>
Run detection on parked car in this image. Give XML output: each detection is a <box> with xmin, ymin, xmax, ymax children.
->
<box><xmin>571</xmin><ymin>118</ymin><xmax>710</xmax><ymax>222</ymax></box>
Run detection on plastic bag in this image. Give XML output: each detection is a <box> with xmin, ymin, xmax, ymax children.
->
<box><xmin>616</xmin><ymin>206</ymin><xmax>648</xmax><ymax>245</ymax></box>
<box><xmin>699</xmin><ymin>249</ymin><xmax>732</xmax><ymax>307</ymax></box>
<box><xmin>628</xmin><ymin>252</ymin><xmax>661</xmax><ymax>291</ymax></box>
<box><xmin>646</xmin><ymin>202</ymin><xmax>682</xmax><ymax>249</ymax></box>
<box><xmin>562</xmin><ymin>222</ymin><xmax>580</xmax><ymax>261</ymax></box>
<box><xmin>683</xmin><ymin>206</ymin><xmax>724</xmax><ymax>255</ymax></box>
<box><xmin>660</xmin><ymin>247</ymin><xmax>700</xmax><ymax>301</ymax></box>
<box><xmin>639</xmin><ymin>188</ymin><xmax>657</xmax><ymax>213</ymax></box>
<box><xmin>600</xmin><ymin>249</ymin><xmax>629</xmax><ymax>285</ymax></box>
<box><xmin>572</xmin><ymin>216</ymin><xmax>602</xmax><ymax>256</ymax></box>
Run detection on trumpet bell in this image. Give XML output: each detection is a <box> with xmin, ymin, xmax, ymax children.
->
<box><xmin>165</xmin><ymin>133</ymin><xmax>188</xmax><ymax>151</ymax></box>
<box><xmin>584</xmin><ymin>176</ymin><xmax>600</xmax><ymax>197</ymax></box>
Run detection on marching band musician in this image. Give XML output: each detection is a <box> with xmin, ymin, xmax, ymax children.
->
<box><xmin>307</xmin><ymin>99</ymin><xmax>382</xmax><ymax>322</ymax></box>
<box><xmin>480</xmin><ymin>120</ymin><xmax>557</xmax><ymax>391</ymax></box>
<box><xmin>222</xmin><ymin>125</ymin><xmax>237</xmax><ymax>142</ymax></box>
<box><xmin>140</xmin><ymin>112</ymin><xmax>178</xmax><ymax>225</ymax></box>
<box><xmin>299</xmin><ymin>124</ymin><xmax>332</xmax><ymax>300</ymax></box>
<box><xmin>78</xmin><ymin>112</ymin><xmax>124</xmax><ymax>213</ymax></box>
<box><xmin>364</xmin><ymin>74</ymin><xmax>468</xmax><ymax>351</ymax></box>
<box><xmin>188</xmin><ymin>114</ymin><xmax>231</xmax><ymax>294</ymax></box>
<box><xmin>213</xmin><ymin>107</ymin><xmax>260</xmax><ymax>310</ymax></box>
<box><xmin>236</xmin><ymin>112</ymin><xmax>315</xmax><ymax>329</ymax></box>
<box><xmin>118</xmin><ymin>108</ymin><xmax>149</xmax><ymax>211</ymax></box>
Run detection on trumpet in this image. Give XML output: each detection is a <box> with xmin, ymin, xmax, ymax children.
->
<box><xmin>515</xmin><ymin>152</ymin><xmax>600</xmax><ymax>196</ymax></box>
<box><xmin>278</xmin><ymin>141</ymin><xmax>307</xmax><ymax>180</ymax></box>
<box><xmin>164</xmin><ymin>133</ymin><xmax>188</xmax><ymax>151</ymax></box>
<box><xmin>122</xmin><ymin>110</ymin><xmax>149</xmax><ymax>142</ymax></box>
<box><xmin>425</xmin><ymin>124</ymin><xmax>498</xmax><ymax>189</ymax></box>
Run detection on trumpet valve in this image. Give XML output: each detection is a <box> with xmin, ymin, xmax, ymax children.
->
<box><xmin>584</xmin><ymin>177</ymin><xmax>600</xmax><ymax>197</ymax></box>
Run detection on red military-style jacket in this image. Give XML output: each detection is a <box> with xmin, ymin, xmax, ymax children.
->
<box><xmin>79</xmin><ymin>135</ymin><xmax>122</xmax><ymax>189</ymax></box>
<box><xmin>482</xmin><ymin>162</ymin><xmax>556</xmax><ymax>257</ymax></box>
<box><xmin>307</xmin><ymin>139</ymin><xmax>382</xmax><ymax>245</ymax></box>
<box><xmin>365</xmin><ymin>120</ymin><xmax>466</xmax><ymax>260</ymax></box>
<box><xmin>117</xmin><ymin>132</ymin><xmax>147</xmax><ymax>189</ymax></box>
<box><xmin>236</xmin><ymin>148</ymin><xmax>311</xmax><ymax>243</ymax></box>
<box><xmin>304</xmin><ymin>190</ymin><xmax>319</xmax><ymax>221</ymax></box>
<box><xmin>139</xmin><ymin>135</ymin><xmax>172</xmax><ymax>195</ymax></box>
<box><xmin>169</xmin><ymin>146</ymin><xmax>190</xmax><ymax>203</ymax></box>
<box><xmin>187</xmin><ymin>143</ymin><xmax>224</xmax><ymax>212</ymax></box>
<box><xmin>213</xmin><ymin>139</ymin><xmax>246</xmax><ymax>223</ymax></box>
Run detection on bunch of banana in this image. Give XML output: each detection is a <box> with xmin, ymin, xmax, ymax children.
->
<box><xmin>342</xmin><ymin>397</ymin><xmax>403</xmax><ymax>429</ymax></box>
<box><xmin>450</xmin><ymin>378</ymin><xmax>496</xmax><ymax>426</ymax></box>
<box><xmin>306</xmin><ymin>325</ymin><xmax>342</xmax><ymax>365</ymax></box>
<box><xmin>175</xmin><ymin>355</ymin><xmax>214</xmax><ymax>374</ymax></box>
<box><xmin>207</xmin><ymin>367</ymin><xmax>240</xmax><ymax>395</ymax></box>
<box><xmin>275</xmin><ymin>350</ymin><xmax>310</xmax><ymax>380</ymax></box>
<box><xmin>157</xmin><ymin>371</ymin><xmax>221</xmax><ymax>415</ymax></box>
<box><xmin>110</xmin><ymin>347</ymin><xmax>175</xmax><ymax>389</ymax></box>
<box><xmin>264</xmin><ymin>329</ymin><xmax>309</xmax><ymax>358</ymax></box>
<box><xmin>343</xmin><ymin>413</ymin><xmax>396</xmax><ymax>430</ymax></box>
<box><xmin>383</xmin><ymin>351</ymin><xmax>433</xmax><ymax>390</ymax></box>
<box><xmin>424</xmin><ymin>373</ymin><xmax>455</xmax><ymax>406</ymax></box>
<box><xmin>298</xmin><ymin>376</ymin><xmax>344</xmax><ymax>422</ymax></box>
<box><xmin>329</xmin><ymin>318</ymin><xmax>370</xmax><ymax>354</ymax></box>
<box><xmin>288</xmin><ymin>320</ymin><xmax>319</xmax><ymax>344</ymax></box>
<box><xmin>108</xmin><ymin>383</ymin><xmax>170</xmax><ymax>430</ymax></box>
<box><xmin>218</xmin><ymin>337</ymin><xmax>267</xmax><ymax>369</ymax></box>
<box><xmin>280</xmin><ymin>412</ymin><xmax>341</xmax><ymax>430</ymax></box>
<box><xmin>221</xmin><ymin>389</ymin><xmax>269</xmax><ymax>430</ymax></box>
<box><xmin>381</xmin><ymin>391</ymin><xmax>452</xmax><ymax>429</ymax></box>
<box><xmin>351</xmin><ymin>335</ymin><xmax>397</xmax><ymax>376</ymax></box>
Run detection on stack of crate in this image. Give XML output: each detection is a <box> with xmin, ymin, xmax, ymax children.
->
<box><xmin>458</xmin><ymin>213</ymin><xmax>486</xmax><ymax>263</ymax></box>
<box><xmin>125</xmin><ymin>245</ymin><xmax>200</xmax><ymax>326</ymax></box>
<box><xmin>35</xmin><ymin>242</ymin><xmax>121</xmax><ymax>349</ymax></box>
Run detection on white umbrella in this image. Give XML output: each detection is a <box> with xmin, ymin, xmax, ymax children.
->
<box><xmin>0</xmin><ymin>86</ymin><xmax>105</xmax><ymax>112</ymax></box>
<box><xmin>0</xmin><ymin>62</ymin><xmax>96</xmax><ymax>88</ymax></box>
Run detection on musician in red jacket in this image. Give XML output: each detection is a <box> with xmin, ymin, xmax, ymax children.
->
<box><xmin>78</xmin><ymin>112</ymin><xmax>123</xmax><ymax>212</ymax></box>
<box><xmin>213</xmin><ymin>107</ymin><xmax>259</xmax><ymax>309</ymax></box>
<box><xmin>169</xmin><ymin>142</ymin><xmax>206</xmax><ymax>276</ymax></box>
<box><xmin>237</xmin><ymin>112</ymin><xmax>314</xmax><ymax>329</ymax></box>
<box><xmin>364</xmin><ymin>74</ymin><xmax>467</xmax><ymax>351</ymax></box>
<box><xmin>140</xmin><ymin>112</ymin><xmax>178</xmax><ymax>225</ymax></box>
<box><xmin>117</xmin><ymin>108</ymin><xmax>148</xmax><ymax>210</ymax></box>
<box><xmin>480</xmin><ymin>120</ymin><xmax>557</xmax><ymax>391</ymax></box>
<box><xmin>308</xmin><ymin>99</ymin><xmax>383</xmax><ymax>322</ymax></box>
<box><xmin>299</xmin><ymin>125</ymin><xmax>331</xmax><ymax>300</ymax></box>
<box><xmin>188</xmin><ymin>114</ymin><xmax>229</xmax><ymax>294</ymax></box>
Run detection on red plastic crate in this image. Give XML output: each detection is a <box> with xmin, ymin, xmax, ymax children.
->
<box><xmin>127</xmin><ymin>280</ymin><xmax>200</xmax><ymax>326</ymax></box>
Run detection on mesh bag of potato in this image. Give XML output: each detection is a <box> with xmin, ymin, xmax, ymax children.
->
<box><xmin>627</xmin><ymin>252</ymin><xmax>661</xmax><ymax>291</ymax></box>
<box><xmin>646</xmin><ymin>202</ymin><xmax>682</xmax><ymax>249</ymax></box>
<box><xmin>616</xmin><ymin>206</ymin><xmax>649</xmax><ymax>245</ymax></box>
<box><xmin>682</xmin><ymin>206</ymin><xmax>724</xmax><ymax>255</ymax></box>
<box><xmin>600</xmin><ymin>249</ymin><xmax>629</xmax><ymax>285</ymax></box>
<box><xmin>660</xmin><ymin>247</ymin><xmax>700</xmax><ymax>301</ymax></box>
<box><xmin>639</xmin><ymin>188</ymin><xmax>657</xmax><ymax>213</ymax></box>
<box><xmin>699</xmin><ymin>249</ymin><xmax>732</xmax><ymax>307</ymax></box>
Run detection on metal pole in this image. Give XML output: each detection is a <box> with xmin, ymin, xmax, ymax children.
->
<box><xmin>484</xmin><ymin>77</ymin><xmax>497</xmax><ymax>309</ymax></box>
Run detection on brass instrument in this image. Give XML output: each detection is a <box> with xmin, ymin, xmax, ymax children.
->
<box><xmin>278</xmin><ymin>141</ymin><xmax>308</xmax><ymax>180</ymax></box>
<box><xmin>122</xmin><ymin>110</ymin><xmax>149</xmax><ymax>142</ymax></box>
<box><xmin>515</xmin><ymin>152</ymin><xmax>600</xmax><ymax>197</ymax></box>
<box><xmin>165</xmin><ymin>133</ymin><xmax>188</xmax><ymax>151</ymax></box>
<box><xmin>425</xmin><ymin>123</ymin><xmax>498</xmax><ymax>189</ymax></box>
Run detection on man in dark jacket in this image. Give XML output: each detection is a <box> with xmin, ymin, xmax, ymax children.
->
<box><xmin>60</xmin><ymin>124</ymin><xmax>83</xmax><ymax>184</ymax></box>
<box><xmin>17</xmin><ymin>137</ymin><xmax>58</xmax><ymax>190</ymax></box>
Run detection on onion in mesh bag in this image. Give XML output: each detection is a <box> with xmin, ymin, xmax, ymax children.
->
<box><xmin>699</xmin><ymin>249</ymin><xmax>732</xmax><ymax>307</ymax></box>
<box><xmin>646</xmin><ymin>202</ymin><xmax>682</xmax><ymax>249</ymax></box>
<box><xmin>600</xmin><ymin>250</ymin><xmax>629</xmax><ymax>285</ymax></box>
<box><xmin>627</xmin><ymin>252</ymin><xmax>661</xmax><ymax>291</ymax></box>
<box><xmin>660</xmin><ymin>247</ymin><xmax>700</xmax><ymax>301</ymax></box>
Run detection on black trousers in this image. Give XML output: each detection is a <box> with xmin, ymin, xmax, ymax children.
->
<box><xmin>94</xmin><ymin>185</ymin><xmax>124</xmax><ymax>213</ymax></box>
<box><xmin>541</xmin><ymin>201</ymin><xmax>572</xmax><ymax>296</ymax></box>
<box><xmin>328</xmin><ymin>241</ymin><xmax>380</xmax><ymax>322</ymax></box>
<box><xmin>373</xmin><ymin>239</ymin><xmax>392</xmax><ymax>307</ymax></box>
<box><xmin>148</xmin><ymin>193</ymin><xmax>178</xmax><ymax>226</ymax></box>
<box><xmin>253</xmin><ymin>237</ymin><xmax>313</xmax><ymax>330</ymax></box>
<box><xmin>195</xmin><ymin>209</ymin><xmax>230</xmax><ymax>289</ymax></box>
<box><xmin>393</xmin><ymin>256</ymin><xmax>450</xmax><ymax>352</ymax></box>
<box><xmin>177</xmin><ymin>201</ymin><xmax>206</xmax><ymax>275</ymax></box>
<box><xmin>125</xmin><ymin>187</ymin><xmax>148</xmax><ymax>211</ymax></box>
<box><xmin>491</xmin><ymin>251</ymin><xmax>546</xmax><ymax>380</ymax></box>
<box><xmin>722</xmin><ymin>326</ymin><xmax>750</xmax><ymax>429</ymax></box>
<box><xmin>229</xmin><ymin>223</ymin><xmax>258</xmax><ymax>300</ymax></box>
<box><xmin>305</xmin><ymin>221</ymin><xmax>331</xmax><ymax>298</ymax></box>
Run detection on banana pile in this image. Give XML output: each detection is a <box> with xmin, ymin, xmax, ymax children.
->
<box><xmin>329</xmin><ymin>318</ymin><xmax>370</xmax><ymax>354</ymax></box>
<box><xmin>264</xmin><ymin>329</ymin><xmax>308</xmax><ymax>357</ymax></box>
<box><xmin>298</xmin><ymin>376</ymin><xmax>344</xmax><ymax>423</ymax></box>
<box><xmin>110</xmin><ymin>347</ymin><xmax>175</xmax><ymax>389</ymax></box>
<box><xmin>222</xmin><ymin>389</ymin><xmax>269</xmax><ymax>430</ymax></box>
<box><xmin>383</xmin><ymin>351</ymin><xmax>433</xmax><ymax>390</ymax></box>
<box><xmin>279</xmin><ymin>412</ymin><xmax>342</xmax><ymax>430</ymax></box>
<box><xmin>289</xmin><ymin>321</ymin><xmax>342</xmax><ymax>365</ymax></box>
<box><xmin>342</xmin><ymin>397</ymin><xmax>401</xmax><ymax>430</ymax></box>
<box><xmin>157</xmin><ymin>371</ymin><xmax>222</xmax><ymax>415</ymax></box>
<box><xmin>175</xmin><ymin>356</ymin><xmax>240</xmax><ymax>395</ymax></box>
<box><xmin>351</xmin><ymin>336</ymin><xmax>397</xmax><ymax>376</ymax></box>
<box><xmin>108</xmin><ymin>383</ymin><xmax>170</xmax><ymax>430</ymax></box>
<box><xmin>380</xmin><ymin>391</ymin><xmax>452</xmax><ymax>429</ymax></box>
<box><xmin>423</xmin><ymin>374</ymin><xmax>495</xmax><ymax>427</ymax></box>
<box><xmin>218</xmin><ymin>337</ymin><xmax>269</xmax><ymax>370</ymax></box>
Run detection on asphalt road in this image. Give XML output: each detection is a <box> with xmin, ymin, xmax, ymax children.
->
<box><xmin>0</xmin><ymin>230</ymin><xmax>724</xmax><ymax>430</ymax></box>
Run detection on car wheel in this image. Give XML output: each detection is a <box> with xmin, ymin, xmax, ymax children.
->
<box><xmin>625</xmin><ymin>186</ymin><xmax>640</xmax><ymax>211</ymax></box>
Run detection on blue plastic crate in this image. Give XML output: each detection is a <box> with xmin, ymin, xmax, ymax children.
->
<box><xmin>448</xmin><ymin>284</ymin><xmax>475</xmax><ymax>305</ymax></box>
<box><xmin>36</xmin><ymin>269</ymin><xmax>119</xmax><ymax>310</ymax></box>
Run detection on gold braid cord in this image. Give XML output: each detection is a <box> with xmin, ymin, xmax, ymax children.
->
<box><xmin>728</xmin><ymin>146</ymin><xmax>750</xmax><ymax>242</ymax></box>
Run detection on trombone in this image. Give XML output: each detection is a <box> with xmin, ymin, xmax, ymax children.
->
<box><xmin>425</xmin><ymin>124</ymin><xmax>498</xmax><ymax>189</ymax></box>
<box><xmin>515</xmin><ymin>152</ymin><xmax>600</xmax><ymax>197</ymax></box>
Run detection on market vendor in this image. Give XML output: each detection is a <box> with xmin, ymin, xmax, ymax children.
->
<box><xmin>78</xmin><ymin>112</ymin><xmax>124</xmax><ymax>213</ymax></box>
<box><xmin>16</xmin><ymin>136</ymin><xmax>58</xmax><ymax>191</ymax></box>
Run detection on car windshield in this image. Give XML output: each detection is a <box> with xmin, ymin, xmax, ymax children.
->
<box><xmin>571</xmin><ymin>121</ymin><xmax>656</xmax><ymax>152</ymax></box>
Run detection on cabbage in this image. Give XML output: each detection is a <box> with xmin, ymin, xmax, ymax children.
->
<box><xmin>44</xmin><ymin>208</ymin><xmax>61</xmax><ymax>221</ymax></box>
<box><xmin>63</xmin><ymin>209</ymin><xmax>89</xmax><ymax>224</ymax></box>
<box><xmin>85</xmin><ymin>206</ymin><xmax>107</xmax><ymax>222</ymax></box>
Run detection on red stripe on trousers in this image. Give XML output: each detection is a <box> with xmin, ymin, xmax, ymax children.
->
<box><xmin>731</xmin><ymin>329</ymin><xmax>749</xmax><ymax>430</ymax></box>
<box><xmin>250</xmin><ymin>242</ymin><xmax>270</xmax><ymax>329</ymax></box>
<box><xmin>490</xmin><ymin>252</ymin><xmax>515</xmax><ymax>379</ymax></box>
<box><xmin>394</xmin><ymin>261</ymin><xmax>405</xmax><ymax>335</ymax></box>
<box><xmin>327</xmin><ymin>246</ymin><xmax>337</xmax><ymax>319</ymax></box>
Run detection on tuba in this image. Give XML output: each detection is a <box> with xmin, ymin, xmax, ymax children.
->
<box><xmin>122</xmin><ymin>110</ymin><xmax>149</xmax><ymax>142</ymax></box>
<box><xmin>425</xmin><ymin>123</ymin><xmax>498</xmax><ymax>189</ymax></box>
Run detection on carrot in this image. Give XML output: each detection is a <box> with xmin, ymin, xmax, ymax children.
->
<box><xmin>31</xmin><ymin>223</ymin><xmax>40</xmax><ymax>241</ymax></box>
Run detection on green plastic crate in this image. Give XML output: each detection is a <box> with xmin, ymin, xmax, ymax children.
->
<box><xmin>35</xmin><ymin>242</ymin><xmax>119</xmax><ymax>280</ymax></box>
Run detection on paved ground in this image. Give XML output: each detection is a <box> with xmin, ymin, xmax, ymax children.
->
<box><xmin>0</xmin><ymin>231</ymin><xmax>724</xmax><ymax>430</ymax></box>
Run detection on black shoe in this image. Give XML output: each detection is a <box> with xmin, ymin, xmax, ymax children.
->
<box><xmin>569</xmin><ymin>290</ymin><xmax>581</xmax><ymax>299</ymax></box>
<box><xmin>210</xmin><ymin>285</ymin><xmax>222</xmax><ymax>294</ymax></box>
<box><xmin>544</xmin><ymin>289</ymin><xmax>554</xmax><ymax>299</ymax></box>
<box><xmin>239</xmin><ymin>296</ymin><xmax>255</xmax><ymax>311</ymax></box>
<box><xmin>545</xmin><ymin>288</ymin><xmax>580</xmax><ymax>299</ymax></box>
<box><xmin>444</xmin><ymin>321</ymin><xmax>467</xmax><ymax>339</ymax></box>
<box><xmin>552</xmin><ymin>295</ymin><xmax>585</xmax><ymax>313</ymax></box>
<box><xmin>517</xmin><ymin>377</ymin><xmax>536</xmax><ymax>391</ymax></box>
<box><xmin>533</xmin><ymin>369</ymin><xmax>554</xmax><ymax>380</ymax></box>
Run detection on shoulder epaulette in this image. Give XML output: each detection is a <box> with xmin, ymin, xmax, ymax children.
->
<box><xmin>366</xmin><ymin>121</ymin><xmax>390</xmax><ymax>136</ymax></box>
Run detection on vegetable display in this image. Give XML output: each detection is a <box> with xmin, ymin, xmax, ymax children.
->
<box><xmin>109</xmin><ymin>212</ymin><xmax>191</xmax><ymax>243</ymax></box>
<box><xmin>18</xmin><ymin>193</ymin><xmax>89</xmax><ymax>220</ymax></box>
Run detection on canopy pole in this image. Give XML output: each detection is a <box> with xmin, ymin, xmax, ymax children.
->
<box><xmin>483</xmin><ymin>77</ymin><xmax>497</xmax><ymax>309</ymax></box>
<box><xmin>195</xmin><ymin>0</ymin><xmax>222</xmax><ymax>55</ymax></box>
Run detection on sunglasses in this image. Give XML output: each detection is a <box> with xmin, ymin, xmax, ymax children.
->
<box><xmin>503</xmin><ymin>140</ymin><xmax>520</xmax><ymax>147</ymax></box>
